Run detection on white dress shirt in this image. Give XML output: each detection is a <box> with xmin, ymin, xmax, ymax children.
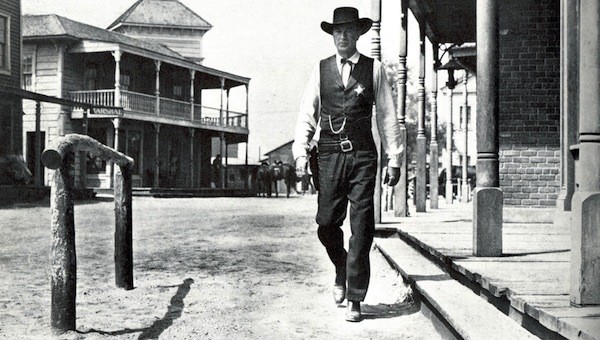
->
<box><xmin>292</xmin><ymin>51</ymin><xmax>404</xmax><ymax>168</ymax></box>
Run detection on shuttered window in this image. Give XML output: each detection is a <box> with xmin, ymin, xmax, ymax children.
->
<box><xmin>0</xmin><ymin>15</ymin><xmax>8</xmax><ymax>71</ymax></box>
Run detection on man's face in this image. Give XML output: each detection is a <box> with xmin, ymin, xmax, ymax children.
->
<box><xmin>332</xmin><ymin>23</ymin><xmax>359</xmax><ymax>57</ymax></box>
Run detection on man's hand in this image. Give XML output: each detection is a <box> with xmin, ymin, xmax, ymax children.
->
<box><xmin>383</xmin><ymin>167</ymin><xmax>400</xmax><ymax>186</ymax></box>
<box><xmin>295</xmin><ymin>156</ymin><xmax>308</xmax><ymax>177</ymax></box>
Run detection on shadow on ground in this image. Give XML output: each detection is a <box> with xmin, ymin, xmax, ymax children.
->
<box><xmin>77</xmin><ymin>278</ymin><xmax>194</xmax><ymax>339</ymax></box>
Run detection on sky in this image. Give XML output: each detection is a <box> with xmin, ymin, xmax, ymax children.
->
<box><xmin>21</xmin><ymin>0</ymin><xmax>429</xmax><ymax>162</ymax></box>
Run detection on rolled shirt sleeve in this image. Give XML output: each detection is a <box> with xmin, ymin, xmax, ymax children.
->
<box><xmin>373</xmin><ymin>59</ymin><xmax>404</xmax><ymax>168</ymax></box>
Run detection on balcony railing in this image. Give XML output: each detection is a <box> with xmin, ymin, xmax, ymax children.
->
<box><xmin>70</xmin><ymin>90</ymin><xmax>248</xmax><ymax>129</ymax></box>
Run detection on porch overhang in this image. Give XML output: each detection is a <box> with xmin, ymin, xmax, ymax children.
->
<box><xmin>67</xmin><ymin>40</ymin><xmax>250</xmax><ymax>89</ymax></box>
<box><xmin>407</xmin><ymin>0</ymin><xmax>476</xmax><ymax>44</ymax></box>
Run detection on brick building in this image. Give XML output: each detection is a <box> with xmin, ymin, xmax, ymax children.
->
<box><xmin>498</xmin><ymin>0</ymin><xmax>561</xmax><ymax>207</ymax></box>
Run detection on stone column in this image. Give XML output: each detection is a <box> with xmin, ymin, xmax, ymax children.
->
<box><xmin>429</xmin><ymin>44</ymin><xmax>440</xmax><ymax>209</ymax></box>
<box><xmin>461</xmin><ymin>70</ymin><xmax>470</xmax><ymax>202</ymax></box>
<box><xmin>570</xmin><ymin>0</ymin><xmax>600</xmax><ymax>306</ymax></box>
<box><xmin>474</xmin><ymin>0</ymin><xmax>503</xmax><ymax>257</ymax></box>
<box><xmin>395</xmin><ymin>0</ymin><xmax>409</xmax><ymax>217</ymax></box>
<box><xmin>416</xmin><ymin>22</ymin><xmax>427</xmax><ymax>213</ymax></box>
<box><xmin>446</xmin><ymin>77</ymin><xmax>456</xmax><ymax>204</ymax></box>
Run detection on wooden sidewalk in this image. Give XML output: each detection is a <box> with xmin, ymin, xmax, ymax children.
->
<box><xmin>379</xmin><ymin>200</ymin><xmax>600</xmax><ymax>340</ymax></box>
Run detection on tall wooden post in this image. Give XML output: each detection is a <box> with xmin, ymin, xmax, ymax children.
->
<box><xmin>570</xmin><ymin>0</ymin><xmax>600</xmax><ymax>306</ymax></box>
<box><xmin>245</xmin><ymin>84</ymin><xmax>250</xmax><ymax>129</ymax></box>
<box><xmin>557</xmin><ymin>0</ymin><xmax>579</xmax><ymax>214</ymax></box>
<box><xmin>446</xmin><ymin>76</ymin><xmax>456</xmax><ymax>204</ymax></box>
<box><xmin>371</xmin><ymin>0</ymin><xmax>382</xmax><ymax>223</ymax></box>
<box><xmin>395</xmin><ymin>0</ymin><xmax>409</xmax><ymax>217</ymax></box>
<box><xmin>114</xmin><ymin>163</ymin><xmax>133</xmax><ymax>290</ymax></box>
<box><xmin>50</xmin><ymin>151</ymin><xmax>76</xmax><ymax>333</ymax></box>
<box><xmin>474</xmin><ymin>0</ymin><xmax>502</xmax><ymax>257</ymax></box>
<box><xmin>416</xmin><ymin>22</ymin><xmax>427</xmax><ymax>213</ymax></box>
<box><xmin>429</xmin><ymin>44</ymin><xmax>439</xmax><ymax>209</ymax></box>
<box><xmin>461</xmin><ymin>70</ymin><xmax>470</xmax><ymax>202</ymax></box>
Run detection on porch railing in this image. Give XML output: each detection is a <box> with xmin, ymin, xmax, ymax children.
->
<box><xmin>121</xmin><ymin>90</ymin><xmax>156</xmax><ymax>114</ymax></box>
<box><xmin>160</xmin><ymin>97</ymin><xmax>191</xmax><ymax>120</ymax></box>
<box><xmin>70</xmin><ymin>90</ymin><xmax>248</xmax><ymax>129</ymax></box>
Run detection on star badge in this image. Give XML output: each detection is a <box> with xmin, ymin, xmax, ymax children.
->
<box><xmin>354</xmin><ymin>84</ymin><xmax>365</xmax><ymax>96</ymax></box>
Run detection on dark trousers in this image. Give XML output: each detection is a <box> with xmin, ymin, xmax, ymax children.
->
<box><xmin>316</xmin><ymin>150</ymin><xmax>377</xmax><ymax>302</ymax></box>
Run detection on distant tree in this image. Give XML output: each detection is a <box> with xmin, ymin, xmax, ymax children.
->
<box><xmin>382</xmin><ymin>61</ymin><xmax>448</xmax><ymax>167</ymax></box>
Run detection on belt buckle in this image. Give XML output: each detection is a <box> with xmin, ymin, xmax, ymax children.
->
<box><xmin>340</xmin><ymin>140</ymin><xmax>353</xmax><ymax>152</ymax></box>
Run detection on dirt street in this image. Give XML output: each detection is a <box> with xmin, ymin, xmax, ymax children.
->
<box><xmin>0</xmin><ymin>194</ymin><xmax>446</xmax><ymax>339</ymax></box>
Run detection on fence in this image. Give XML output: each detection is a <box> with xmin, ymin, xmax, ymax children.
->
<box><xmin>41</xmin><ymin>134</ymin><xmax>134</xmax><ymax>334</ymax></box>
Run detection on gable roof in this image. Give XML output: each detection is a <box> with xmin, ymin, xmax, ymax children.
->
<box><xmin>107</xmin><ymin>0</ymin><xmax>212</xmax><ymax>31</ymax></box>
<box><xmin>22</xmin><ymin>14</ymin><xmax>183</xmax><ymax>59</ymax></box>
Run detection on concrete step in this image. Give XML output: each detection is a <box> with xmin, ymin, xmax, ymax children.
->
<box><xmin>374</xmin><ymin>234</ymin><xmax>539</xmax><ymax>340</ymax></box>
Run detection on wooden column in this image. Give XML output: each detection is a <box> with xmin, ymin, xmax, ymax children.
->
<box><xmin>190</xmin><ymin>70</ymin><xmax>195</xmax><ymax>121</ymax></box>
<box><xmin>446</xmin><ymin>78</ymin><xmax>456</xmax><ymax>204</ymax></box>
<box><xmin>154</xmin><ymin>61</ymin><xmax>161</xmax><ymax>116</ymax></box>
<box><xmin>461</xmin><ymin>70</ymin><xmax>470</xmax><ymax>202</ymax></box>
<box><xmin>371</xmin><ymin>0</ymin><xmax>382</xmax><ymax>223</ymax></box>
<box><xmin>474</xmin><ymin>0</ymin><xmax>503</xmax><ymax>257</ymax></box>
<box><xmin>111</xmin><ymin>118</ymin><xmax>122</xmax><ymax>188</ymax></box>
<box><xmin>34</xmin><ymin>101</ymin><xmax>42</xmax><ymax>187</ymax></box>
<box><xmin>394</xmin><ymin>0</ymin><xmax>409</xmax><ymax>217</ymax></box>
<box><xmin>571</xmin><ymin>0</ymin><xmax>600</xmax><ymax>306</ymax></box>
<box><xmin>226</xmin><ymin>89</ymin><xmax>231</xmax><ymax>126</ymax></box>
<box><xmin>429</xmin><ymin>44</ymin><xmax>440</xmax><ymax>209</ymax></box>
<box><xmin>112</xmin><ymin>49</ymin><xmax>122</xmax><ymax>107</ymax></box>
<box><xmin>154</xmin><ymin>123</ymin><xmax>161</xmax><ymax>188</ymax></box>
<box><xmin>219</xmin><ymin>77</ymin><xmax>225</xmax><ymax>126</ymax></box>
<box><xmin>416</xmin><ymin>22</ymin><xmax>427</xmax><ymax>213</ymax></box>
<box><xmin>245</xmin><ymin>84</ymin><xmax>250</xmax><ymax>129</ymax></box>
<box><xmin>189</xmin><ymin>128</ymin><xmax>195</xmax><ymax>188</ymax></box>
<box><xmin>557</xmin><ymin>0</ymin><xmax>579</xmax><ymax>213</ymax></box>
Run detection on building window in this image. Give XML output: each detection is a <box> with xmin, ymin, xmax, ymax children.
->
<box><xmin>84</xmin><ymin>64</ymin><xmax>97</xmax><ymax>90</ymax></box>
<box><xmin>0</xmin><ymin>14</ymin><xmax>9</xmax><ymax>72</ymax></box>
<box><xmin>121</xmin><ymin>73</ymin><xmax>131</xmax><ymax>91</ymax></box>
<box><xmin>173</xmin><ymin>85</ymin><xmax>183</xmax><ymax>99</ymax></box>
<box><xmin>22</xmin><ymin>55</ymin><xmax>33</xmax><ymax>90</ymax></box>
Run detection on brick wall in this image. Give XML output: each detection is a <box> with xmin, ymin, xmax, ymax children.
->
<box><xmin>498</xmin><ymin>0</ymin><xmax>561</xmax><ymax>208</ymax></box>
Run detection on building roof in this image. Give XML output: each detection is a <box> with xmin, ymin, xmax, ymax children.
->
<box><xmin>106</xmin><ymin>0</ymin><xmax>212</xmax><ymax>31</ymax></box>
<box><xmin>23</xmin><ymin>14</ymin><xmax>183</xmax><ymax>59</ymax></box>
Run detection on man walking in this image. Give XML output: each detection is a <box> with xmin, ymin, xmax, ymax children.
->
<box><xmin>293</xmin><ymin>7</ymin><xmax>403</xmax><ymax>322</ymax></box>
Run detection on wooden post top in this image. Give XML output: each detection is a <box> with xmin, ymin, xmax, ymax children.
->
<box><xmin>42</xmin><ymin>133</ymin><xmax>134</xmax><ymax>170</ymax></box>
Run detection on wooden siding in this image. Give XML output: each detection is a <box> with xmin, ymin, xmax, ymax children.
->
<box><xmin>32</xmin><ymin>44</ymin><xmax>60</xmax><ymax>97</ymax></box>
<box><xmin>0</xmin><ymin>0</ymin><xmax>20</xmax><ymax>87</ymax></box>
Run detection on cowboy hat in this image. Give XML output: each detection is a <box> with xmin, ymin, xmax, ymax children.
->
<box><xmin>321</xmin><ymin>7</ymin><xmax>373</xmax><ymax>35</ymax></box>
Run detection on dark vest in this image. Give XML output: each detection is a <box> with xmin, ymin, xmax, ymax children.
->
<box><xmin>319</xmin><ymin>54</ymin><xmax>375</xmax><ymax>149</ymax></box>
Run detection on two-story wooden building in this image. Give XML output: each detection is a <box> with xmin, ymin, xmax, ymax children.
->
<box><xmin>0</xmin><ymin>0</ymin><xmax>22</xmax><ymax>159</ymax></box>
<box><xmin>21</xmin><ymin>0</ymin><xmax>250</xmax><ymax>189</ymax></box>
